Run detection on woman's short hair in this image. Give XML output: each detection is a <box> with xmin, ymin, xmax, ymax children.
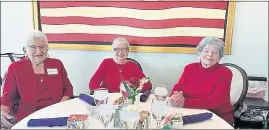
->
<box><xmin>196</xmin><ymin>36</ymin><xmax>225</xmax><ymax>58</ymax></box>
<box><xmin>25</xmin><ymin>30</ymin><xmax>48</xmax><ymax>47</ymax></box>
<box><xmin>112</xmin><ymin>37</ymin><xmax>130</xmax><ymax>50</ymax></box>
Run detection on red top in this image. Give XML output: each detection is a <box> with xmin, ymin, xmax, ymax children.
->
<box><xmin>89</xmin><ymin>58</ymin><xmax>152</xmax><ymax>93</ymax></box>
<box><xmin>35</xmin><ymin>74</ymin><xmax>53</xmax><ymax>110</ymax></box>
<box><xmin>171</xmin><ymin>62</ymin><xmax>234</xmax><ymax>124</ymax></box>
<box><xmin>1</xmin><ymin>58</ymin><xmax>73</xmax><ymax>121</ymax></box>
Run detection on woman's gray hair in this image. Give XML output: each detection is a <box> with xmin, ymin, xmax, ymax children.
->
<box><xmin>196</xmin><ymin>36</ymin><xmax>225</xmax><ymax>58</ymax></box>
<box><xmin>112</xmin><ymin>37</ymin><xmax>130</xmax><ymax>50</ymax></box>
<box><xmin>25</xmin><ymin>30</ymin><xmax>48</xmax><ymax>47</ymax></box>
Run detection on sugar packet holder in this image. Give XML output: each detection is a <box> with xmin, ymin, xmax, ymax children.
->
<box><xmin>136</xmin><ymin>110</ymin><xmax>151</xmax><ymax>129</ymax></box>
<box><xmin>67</xmin><ymin>114</ymin><xmax>89</xmax><ymax>129</ymax></box>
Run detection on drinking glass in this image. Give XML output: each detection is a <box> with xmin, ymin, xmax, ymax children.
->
<box><xmin>120</xmin><ymin>106</ymin><xmax>140</xmax><ymax>129</ymax></box>
<box><xmin>97</xmin><ymin>104</ymin><xmax>115</xmax><ymax>128</ymax></box>
<box><xmin>93</xmin><ymin>88</ymin><xmax>109</xmax><ymax>106</ymax></box>
<box><xmin>151</xmin><ymin>98</ymin><xmax>169</xmax><ymax>129</ymax></box>
<box><xmin>154</xmin><ymin>84</ymin><xmax>168</xmax><ymax>101</ymax></box>
<box><xmin>90</xmin><ymin>88</ymin><xmax>109</xmax><ymax>121</ymax></box>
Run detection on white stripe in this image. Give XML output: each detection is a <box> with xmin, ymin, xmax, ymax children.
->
<box><xmin>40</xmin><ymin>7</ymin><xmax>226</xmax><ymax>20</ymax></box>
<box><xmin>42</xmin><ymin>24</ymin><xmax>224</xmax><ymax>38</ymax></box>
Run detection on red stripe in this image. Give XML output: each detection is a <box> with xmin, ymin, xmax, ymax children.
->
<box><xmin>39</xmin><ymin>1</ymin><xmax>227</xmax><ymax>10</ymax></box>
<box><xmin>45</xmin><ymin>34</ymin><xmax>208</xmax><ymax>45</ymax></box>
<box><xmin>41</xmin><ymin>17</ymin><xmax>225</xmax><ymax>29</ymax></box>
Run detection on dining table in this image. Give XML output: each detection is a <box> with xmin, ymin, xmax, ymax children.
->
<box><xmin>12</xmin><ymin>93</ymin><xmax>234</xmax><ymax>129</ymax></box>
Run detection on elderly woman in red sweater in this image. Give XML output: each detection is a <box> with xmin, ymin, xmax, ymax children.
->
<box><xmin>89</xmin><ymin>37</ymin><xmax>152</xmax><ymax>93</ymax></box>
<box><xmin>0</xmin><ymin>30</ymin><xmax>73</xmax><ymax>128</ymax></box>
<box><xmin>169</xmin><ymin>36</ymin><xmax>233</xmax><ymax>125</ymax></box>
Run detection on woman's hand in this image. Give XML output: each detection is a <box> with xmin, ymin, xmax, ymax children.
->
<box><xmin>60</xmin><ymin>96</ymin><xmax>70</xmax><ymax>102</ymax></box>
<box><xmin>1</xmin><ymin>105</ymin><xmax>15</xmax><ymax>129</ymax></box>
<box><xmin>168</xmin><ymin>91</ymin><xmax>185</xmax><ymax>107</ymax></box>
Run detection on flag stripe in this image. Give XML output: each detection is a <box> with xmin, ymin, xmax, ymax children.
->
<box><xmin>41</xmin><ymin>17</ymin><xmax>225</xmax><ymax>29</ymax></box>
<box><xmin>39</xmin><ymin>1</ymin><xmax>227</xmax><ymax>10</ymax></box>
<box><xmin>41</xmin><ymin>24</ymin><xmax>224</xmax><ymax>38</ymax></box>
<box><xmin>40</xmin><ymin>7</ymin><xmax>226</xmax><ymax>20</ymax></box>
<box><xmin>46</xmin><ymin>34</ymin><xmax>204</xmax><ymax>45</ymax></box>
<box><xmin>38</xmin><ymin>1</ymin><xmax>228</xmax><ymax>47</ymax></box>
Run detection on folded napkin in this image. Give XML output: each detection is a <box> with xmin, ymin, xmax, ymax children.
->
<box><xmin>27</xmin><ymin>117</ymin><xmax>68</xmax><ymax>127</ymax></box>
<box><xmin>182</xmin><ymin>112</ymin><xmax>213</xmax><ymax>125</ymax></box>
<box><xmin>79</xmin><ymin>94</ymin><xmax>96</xmax><ymax>106</ymax></box>
<box><xmin>140</xmin><ymin>90</ymin><xmax>151</xmax><ymax>102</ymax></box>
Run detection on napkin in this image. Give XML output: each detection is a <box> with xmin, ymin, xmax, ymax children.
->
<box><xmin>140</xmin><ymin>90</ymin><xmax>151</xmax><ymax>102</ymax></box>
<box><xmin>27</xmin><ymin>117</ymin><xmax>68</xmax><ymax>127</ymax></box>
<box><xmin>182</xmin><ymin>112</ymin><xmax>213</xmax><ymax>125</ymax></box>
<box><xmin>79</xmin><ymin>94</ymin><xmax>96</xmax><ymax>106</ymax></box>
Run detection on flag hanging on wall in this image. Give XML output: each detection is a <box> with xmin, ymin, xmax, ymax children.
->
<box><xmin>33</xmin><ymin>1</ymin><xmax>235</xmax><ymax>53</ymax></box>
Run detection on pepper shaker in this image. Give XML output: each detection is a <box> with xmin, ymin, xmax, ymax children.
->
<box><xmin>113</xmin><ymin>106</ymin><xmax>121</xmax><ymax>128</ymax></box>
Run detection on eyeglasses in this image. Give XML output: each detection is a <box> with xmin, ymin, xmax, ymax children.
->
<box><xmin>113</xmin><ymin>48</ymin><xmax>128</xmax><ymax>53</ymax></box>
<box><xmin>27</xmin><ymin>45</ymin><xmax>48</xmax><ymax>50</ymax></box>
<box><xmin>202</xmin><ymin>50</ymin><xmax>219</xmax><ymax>56</ymax></box>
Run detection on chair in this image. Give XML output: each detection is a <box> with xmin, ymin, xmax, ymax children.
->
<box><xmin>238</xmin><ymin>76</ymin><xmax>268</xmax><ymax>129</ymax></box>
<box><xmin>1</xmin><ymin>53</ymin><xmax>25</xmax><ymax>87</ymax></box>
<box><xmin>222</xmin><ymin>63</ymin><xmax>249</xmax><ymax>128</ymax></box>
<box><xmin>127</xmin><ymin>58</ymin><xmax>143</xmax><ymax>71</ymax></box>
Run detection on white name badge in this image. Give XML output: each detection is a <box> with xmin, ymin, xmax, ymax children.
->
<box><xmin>47</xmin><ymin>68</ymin><xmax>58</xmax><ymax>75</ymax></box>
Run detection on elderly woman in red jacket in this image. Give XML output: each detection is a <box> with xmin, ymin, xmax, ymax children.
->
<box><xmin>89</xmin><ymin>37</ymin><xmax>152</xmax><ymax>93</ymax></box>
<box><xmin>169</xmin><ymin>36</ymin><xmax>234</xmax><ymax>125</ymax></box>
<box><xmin>0</xmin><ymin>30</ymin><xmax>73</xmax><ymax>128</ymax></box>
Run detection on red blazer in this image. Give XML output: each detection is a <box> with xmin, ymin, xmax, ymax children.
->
<box><xmin>1</xmin><ymin>58</ymin><xmax>73</xmax><ymax>121</ymax></box>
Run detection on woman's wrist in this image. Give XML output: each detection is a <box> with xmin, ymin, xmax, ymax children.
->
<box><xmin>1</xmin><ymin>105</ymin><xmax>11</xmax><ymax>114</ymax></box>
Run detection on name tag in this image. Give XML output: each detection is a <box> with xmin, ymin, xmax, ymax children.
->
<box><xmin>47</xmin><ymin>68</ymin><xmax>58</xmax><ymax>75</ymax></box>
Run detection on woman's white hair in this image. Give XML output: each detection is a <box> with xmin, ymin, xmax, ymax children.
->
<box><xmin>25</xmin><ymin>30</ymin><xmax>48</xmax><ymax>47</ymax></box>
<box><xmin>112</xmin><ymin>37</ymin><xmax>130</xmax><ymax>50</ymax></box>
<box><xmin>196</xmin><ymin>36</ymin><xmax>225</xmax><ymax>58</ymax></box>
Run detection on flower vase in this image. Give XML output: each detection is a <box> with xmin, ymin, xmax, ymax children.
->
<box><xmin>128</xmin><ymin>96</ymin><xmax>135</xmax><ymax>105</ymax></box>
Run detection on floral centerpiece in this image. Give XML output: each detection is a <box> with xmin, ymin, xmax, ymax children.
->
<box><xmin>120</xmin><ymin>75</ymin><xmax>150</xmax><ymax>104</ymax></box>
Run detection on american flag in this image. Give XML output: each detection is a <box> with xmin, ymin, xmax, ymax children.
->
<box><xmin>35</xmin><ymin>1</ymin><xmax>233</xmax><ymax>52</ymax></box>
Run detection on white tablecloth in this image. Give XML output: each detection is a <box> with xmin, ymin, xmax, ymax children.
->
<box><xmin>12</xmin><ymin>93</ymin><xmax>234</xmax><ymax>129</ymax></box>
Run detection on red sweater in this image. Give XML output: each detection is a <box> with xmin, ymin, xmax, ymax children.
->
<box><xmin>171</xmin><ymin>62</ymin><xmax>234</xmax><ymax>125</ymax></box>
<box><xmin>1</xmin><ymin>58</ymin><xmax>73</xmax><ymax>121</ymax></box>
<box><xmin>89</xmin><ymin>58</ymin><xmax>152</xmax><ymax>93</ymax></box>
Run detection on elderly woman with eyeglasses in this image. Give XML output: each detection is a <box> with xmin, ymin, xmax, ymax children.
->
<box><xmin>89</xmin><ymin>37</ymin><xmax>152</xmax><ymax>93</ymax></box>
<box><xmin>169</xmin><ymin>36</ymin><xmax>234</xmax><ymax>125</ymax></box>
<box><xmin>0</xmin><ymin>30</ymin><xmax>73</xmax><ymax>128</ymax></box>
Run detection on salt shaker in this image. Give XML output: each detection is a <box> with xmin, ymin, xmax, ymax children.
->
<box><xmin>113</xmin><ymin>107</ymin><xmax>121</xmax><ymax>128</ymax></box>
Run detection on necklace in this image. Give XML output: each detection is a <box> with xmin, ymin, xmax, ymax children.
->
<box><xmin>36</xmin><ymin>74</ymin><xmax>45</xmax><ymax>82</ymax></box>
<box><xmin>115</xmin><ymin>63</ymin><xmax>125</xmax><ymax>73</ymax></box>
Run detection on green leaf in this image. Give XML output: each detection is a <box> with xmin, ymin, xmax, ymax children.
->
<box><xmin>162</xmin><ymin>125</ymin><xmax>171</xmax><ymax>130</ymax></box>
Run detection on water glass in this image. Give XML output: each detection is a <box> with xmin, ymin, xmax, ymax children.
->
<box><xmin>89</xmin><ymin>88</ymin><xmax>109</xmax><ymax>121</ymax></box>
<box><xmin>120</xmin><ymin>106</ymin><xmax>140</xmax><ymax>129</ymax></box>
<box><xmin>151</xmin><ymin>98</ymin><xmax>169</xmax><ymax>129</ymax></box>
<box><xmin>154</xmin><ymin>84</ymin><xmax>168</xmax><ymax>101</ymax></box>
<box><xmin>97</xmin><ymin>104</ymin><xmax>116</xmax><ymax>128</ymax></box>
<box><xmin>93</xmin><ymin>88</ymin><xmax>109</xmax><ymax>106</ymax></box>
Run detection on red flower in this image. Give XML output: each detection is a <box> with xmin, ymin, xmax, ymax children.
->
<box><xmin>129</xmin><ymin>77</ymin><xmax>140</xmax><ymax>89</ymax></box>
